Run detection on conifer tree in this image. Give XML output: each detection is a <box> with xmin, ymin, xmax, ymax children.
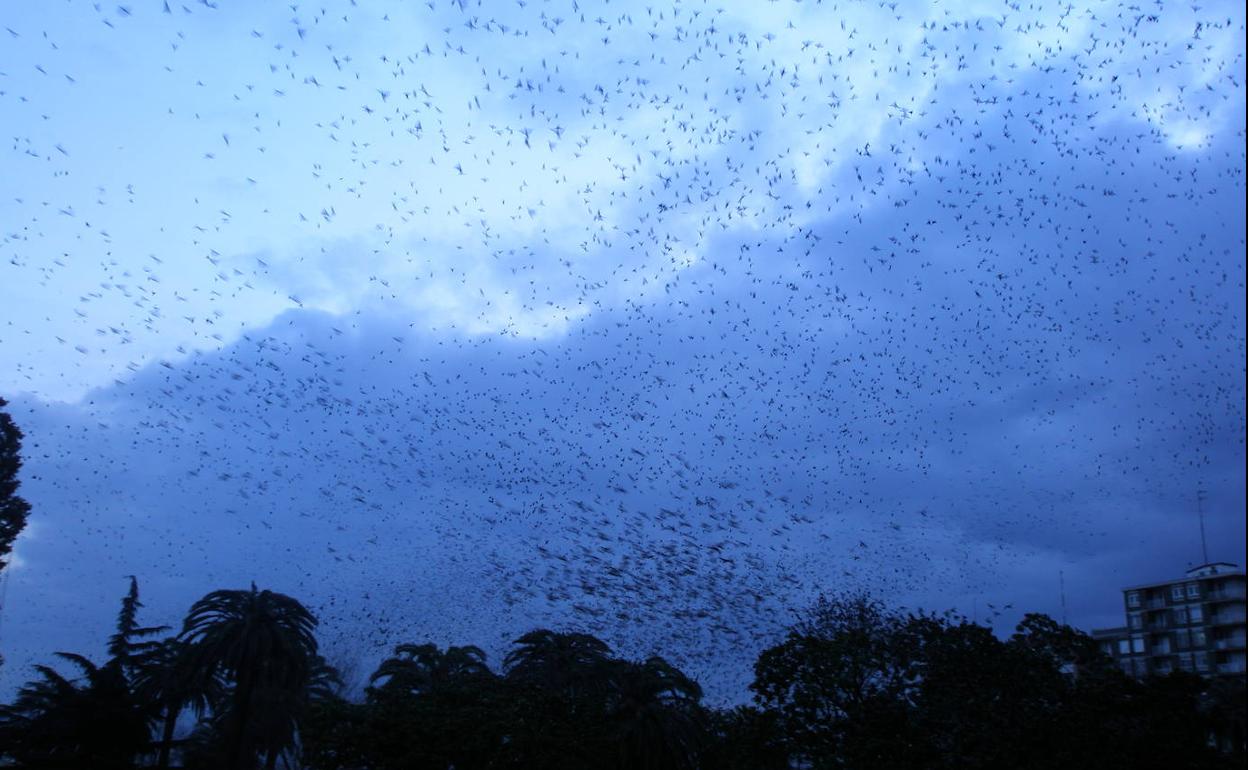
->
<box><xmin>0</xmin><ymin>397</ymin><xmax>32</xmax><ymax>572</ymax></box>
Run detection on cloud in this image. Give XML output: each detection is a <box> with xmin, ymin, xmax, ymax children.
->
<box><xmin>7</xmin><ymin>0</ymin><xmax>1243</xmax><ymax>401</ymax></box>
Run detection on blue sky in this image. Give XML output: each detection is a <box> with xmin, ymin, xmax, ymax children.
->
<box><xmin>0</xmin><ymin>0</ymin><xmax>1244</xmax><ymax>700</ymax></box>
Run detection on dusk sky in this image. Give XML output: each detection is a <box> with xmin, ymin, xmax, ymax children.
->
<box><xmin>0</xmin><ymin>0</ymin><xmax>1243</xmax><ymax>701</ymax></box>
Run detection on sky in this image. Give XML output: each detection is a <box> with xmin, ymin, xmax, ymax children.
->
<box><xmin>0</xmin><ymin>0</ymin><xmax>1244</xmax><ymax>701</ymax></box>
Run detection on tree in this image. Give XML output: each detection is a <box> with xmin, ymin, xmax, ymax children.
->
<box><xmin>180</xmin><ymin>583</ymin><xmax>321</xmax><ymax>770</ymax></box>
<box><xmin>902</xmin><ymin>614</ymin><xmax>1053</xmax><ymax>770</ymax></box>
<box><xmin>108</xmin><ymin>575</ymin><xmax>171</xmax><ymax>677</ymax></box>
<box><xmin>131</xmin><ymin>637</ymin><xmax>224</xmax><ymax>770</ymax></box>
<box><xmin>0</xmin><ymin>652</ymin><xmax>150</xmax><ymax>769</ymax></box>
<box><xmin>1010</xmin><ymin>612</ymin><xmax>1114</xmax><ymax>676</ymax></box>
<box><xmin>700</xmin><ymin>706</ymin><xmax>789</xmax><ymax>770</ymax></box>
<box><xmin>504</xmin><ymin>628</ymin><xmax>615</xmax><ymax>700</ymax></box>
<box><xmin>752</xmin><ymin>595</ymin><xmax>1243</xmax><ymax>770</ymax></box>
<box><xmin>1203</xmin><ymin>675</ymin><xmax>1247</xmax><ymax>764</ymax></box>
<box><xmin>0</xmin><ymin>579</ymin><xmax>161</xmax><ymax>769</ymax></box>
<box><xmin>605</xmin><ymin>655</ymin><xmax>706</xmax><ymax>770</ymax></box>
<box><xmin>0</xmin><ymin>396</ymin><xmax>32</xmax><ymax>572</ymax></box>
<box><xmin>248</xmin><ymin>654</ymin><xmax>343</xmax><ymax>769</ymax></box>
<box><xmin>751</xmin><ymin>592</ymin><xmax>916</xmax><ymax>769</ymax></box>
<box><xmin>315</xmin><ymin>644</ymin><xmax>509</xmax><ymax>770</ymax></box>
<box><xmin>502</xmin><ymin>629</ymin><xmax>619</xmax><ymax>767</ymax></box>
<box><xmin>368</xmin><ymin>642</ymin><xmax>492</xmax><ymax>700</ymax></box>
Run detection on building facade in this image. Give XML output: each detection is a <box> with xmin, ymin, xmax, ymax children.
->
<box><xmin>1092</xmin><ymin>562</ymin><xmax>1246</xmax><ymax>678</ymax></box>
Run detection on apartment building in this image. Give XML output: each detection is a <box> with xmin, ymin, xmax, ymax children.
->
<box><xmin>1091</xmin><ymin>562</ymin><xmax>1246</xmax><ymax>678</ymax></box>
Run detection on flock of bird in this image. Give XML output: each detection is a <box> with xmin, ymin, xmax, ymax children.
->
<box><xmin>0</xmin><ymin>0</ymin><xmax>1243</xmax><ymax>697</ymax></box>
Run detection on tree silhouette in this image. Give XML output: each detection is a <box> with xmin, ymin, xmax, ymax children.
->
<box><xmin>131</xmin><ymin>637</ymin><xmax>224</xmax><ymax>770</ymax></box>
<box><xmin>0</xmin><ymin>580</ymin><xmax>158</xmax><ymax>769</ymax></box>
<box><xmin>107</xmin><ymin>576</ymin><xmax>170</xmax><ymax>678</ymax></box>
<box><xmin>504</xmin><ymin>628</ymin><xmax>614</xmax><ymax>700</ymax></box>
<box><xmin>0</xmin><ymin>652</ymin><xmax>149</xmax><ymax>769</ymax></box>
<box><xmin>701</xmin><ymin>705</ymin><xmax>790</xmax><ymax>770</ymax></box>
<box><xmin>0</xmin><ymin>396</ymin><xmax>32</xmax><ymax>572</ymax></box>
<box><xmin>247</xmin><ymin>654</ymin><xmax>342</xmax><ymax>769</ymax></box>
<box><xmin>5</xmin><ymin>582</ymin><xmax>1243</xmax><ymax>769</ymax></box>
<box><xmin>180</xmin><ymin>583</ymin><xmax>320</xmax><ymax>770</ymax></box>
<box><xmin>751</xmin><ymin>592</ymin><xmax>915</xmax><ymax>768</ymax></box>
<box><xmin>368</xmin><ymin>642</ymin><xmax>493</xmax><ymax>700</ymax></box>
<box><xmin>605</xmin><ymin>655</ymin><xmax>706</xmax><ymax>770</ymax></box>
<box><xmin>313</xmin><ymin>643</ymin><xmax>511</xmax><ymax>769</ymax></box>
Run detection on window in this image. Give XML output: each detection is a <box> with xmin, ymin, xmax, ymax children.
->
<box><xmin>1118</xmin><ymin>639</ymin><xmax>1130</xmax><ymax>655</ymax></box>
<box><xmin>1131</xmin><ymin>637</ymin><xmax>1145</xmax><ymax>653</ymax></box>
<box><xmin>1172</xmin><ymin>607</ymin><xmax>1188</xmax><ymax>625</ymax></box>
<box><xmin>1175</xmin><ymin>629</ymin><xmax>1190</xmax><ymax>649</ymax></box>
<box><xmin>1129</xmin><ymin>613</ymin><xmax>1143</xmax><ymax>629</ymax></box>
<box><xmin>1186</xmin><ymin>583</ymin><xmax>1200</xmax><ymax>598</ymax></box>
<box><xmin>1154</xmin><ymin>660</ymin><xmax>1173</xmax><ymax>674</ymax></box>
<box><xmin>1195</xmin><ymin>652</ymin><xmax>1210</xmax><ymax>671</ymax></box>
<box><xmin>1190</xmin><ymin>604</ymin><xmax>1204</xmax><ymax>623</ymax></box>
<box><xmin>1171</xmin><ymin>585</ymin><xmax>1184</xmax><ymax>601</ymax></box>
<box><xmin>1127</xmin><ymin>591</ymin><xmax>1140</xmax><ymax>608</ymax></box>
<box><xmin>1153</xmin><ymin>636</ymin><xmax>1171</xmax><ymax>654</ymax></box>
<box><xmin>1192</xmin><ymin>628</ymin><xmax>1206</xmax><ymax>647</ymax></box>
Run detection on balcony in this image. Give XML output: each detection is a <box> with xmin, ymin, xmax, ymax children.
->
<box><xmin>1207</xmin><ymin>585</ymin><xmax>1246</xmax><ymax>601</ymax></box>
<box><xmin>1145</xmin><ymin>597</ymin><xmax>1167</xmax><ymax>609</ymax></box>
<box><xmin>1215</xmin><ymin>662</ymin><xmax>1246</xmax><ymax>675</ymax></box>
<box><xmin>1209</xmin><ymin>611</ymin><xmax>1247</xmax><ymax>626</ymax></box>
<box><xmin>1215</xmin><ymin>637</ymin><xmax>1247</xmax><ymax>651</ymax></box>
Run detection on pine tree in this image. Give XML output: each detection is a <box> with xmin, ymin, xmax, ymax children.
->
<box><xmin>0</xmin><ymin>397</ymin><xmax>32</xmax><ymax>572</ymax></box>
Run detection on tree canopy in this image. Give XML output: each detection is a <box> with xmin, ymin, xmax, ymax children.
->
<box><xmin>1</xmin><ymin>585</ymin><xmax>1243</xmax><ymax>769</ymax></box>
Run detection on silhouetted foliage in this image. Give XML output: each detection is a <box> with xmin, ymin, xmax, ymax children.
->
<box><xmin>130</xmin><ymin>636</ymin><xmax>224</xmax><ymax>770</ymax></box>
<box><xmin>1</xmin><ymin>579</ymin><xmax>333</xmax><ymax>770</ymax></box>
<box><xmin>0</xmin><ymin>396</ymin><xmax>32</xmax><ymax>572</ymax></box>
<box><xmin>700</xmin><ymin>705</ymin><xmax>789</xmax><ymax>770</ymax></box>
<box><xmin>3</xmin><ymin>584</ymin><xmax>1243</xmax><ymax>769</ymax></box>
<box><xmin>0</xmin><ymin>584</ymin><xmax>155</xmax><ymax>769</ymax></box>
<box><xmin>751</xmin><ymin>591</ymin><xmax>916</xmax><ymax>768</ymax></box>
<box><xmin>180</xmin><ymin>583</ymin><xmax>323</xmax><ymax>770</ymax></box>
<box><xmin>750</xmin><ymin>592</ymin><xmax>1243</xmax><ymax>770</ymax></box>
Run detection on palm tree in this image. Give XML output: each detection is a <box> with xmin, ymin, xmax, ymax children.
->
<box><xmin>180</xmin><ymin>583</ymin><xmax>319</xmax><ymax>770</ymax></box>
<box><xmin>504</xmin><ymin>629</ymin><xmax>614</xmax><ymax>701</ymax></box>
<box><xmin>248</xmin><ymin>654</ymin><xmax>343</xmax><ymax>770</ymax></box>
<box><xmin>0</xmin><ymin>651</ymin><xmax>149</xmax><ymax>769</ymax></box>
<box><xmin>131</xmin><ymin>637</ymin><xmax>224</xmax><ymax>770</ymax></box>
<box><xmin>500</xmin><ymin>630</ymin><xmax>621</xmax><ymax>767</ymax></box>
<box><xmin>606</xmin><ymin>656</ymin><xmax>706</xmax><ymax>770</ymax></box>
<box><xmin>368</xmin><ymin>642</ymin><xmax>492</xmax><ymax>699</ymax></box>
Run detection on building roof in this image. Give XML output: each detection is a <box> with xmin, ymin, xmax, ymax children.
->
<box><xmin>1090</xmin><ymin>626</ymin><xmax>1128</xmax><ymax>638</ymax></box>
<box><xmin>1120</xmin><ymin>564</ymin><xmax>1244</xmax><ymax>592</ymax></box>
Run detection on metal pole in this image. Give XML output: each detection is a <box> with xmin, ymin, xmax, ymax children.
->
<box><xmin>1059</xmin><ymin>569</ymin><xmax>1067</xmax><ymax>625</ymax></box>
<box><xmin>1197</xmin><ymin>489</ymin><xmax>1209</xmax><ymax>565</ymax></box>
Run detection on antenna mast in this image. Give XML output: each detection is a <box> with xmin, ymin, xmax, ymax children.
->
<box><xmin>1059</xmin><ymin>569</ymin><xmax>1067</xmax><ymax>625</ymax></box>
<box><xmin>1197</xmin><ymin>489</ymin><xmax>1210</xmax><ymax>566</ymax></box>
